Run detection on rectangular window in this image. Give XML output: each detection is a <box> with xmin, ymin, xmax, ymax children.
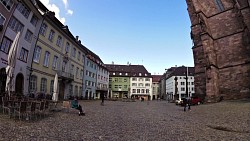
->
<box><xmin>76</xmin><ymin>67</ymin><xmax>79</xmax><ymax>79</ymax></box>
<box><xmin>40</xmin><ymin>78</ymin><xmax>47</xmax><ymax>93</ymax></box>
<box><xmin>146</xmin><ymin>89</ymin><xmax>149</xmax><ymax>94</ymax></box>
<box><xmin>145</xmin><ymin>78</ymin><xmax>150</xmax><ymax>81</ymax></box>
<box><xmin>48</xmin><ymin>29</ymin><xmax>55</xmax><ymax>42</ymax></box>
<box><xmin>82</xmin><ymin>55</ymin><xmax>85</xmax><ymax>63</ymax></box>
<box><xmin>69</xmin><ymin>85</ymin><xmax>73</xmax><ymax>97</ymax></box>
<box><xmin>65</xmin><ymin>42</ymin><xmax>70</xmax><ymax>53</ymax></box>
<box><xmin>141</xmin><ymin>89</ymin><xmax>145</xmax><ymax>93</ymax></box>
<box><xmin>132</xmin><ymin>89</ymin><xmax>136</xmax><ymax>93</ymax></box>
<box><xmin>137</xmin><ymin>89</ymin><xmax>140</xmax><ymax>93</ymax></box>
<box><xmin>56</xmin><ymin>35</ymin><xmax>62</xmax><ymax>47</ymax></box>
<box><xmin>43</xmin><ymin>51</ymin><xmax>50</xmax><ymax>67</ymax></box>
<box><xmin>30</xmin><ymin>14</ymin><xmax>38</xmax><ymax>26</ymax></box>
<box><xmin>52</xmin><ymin>55</ymin><xmax>58</xmax><ymax>70</ymax></box>
<box><xmin>71</xmin><ymin>64</ymin><xmax>74</xmax><ymax>75</ymax></box>
<box><xmin>132</xmin><ymin>77</ymin><xmax>137</xmax><ymax>81</ymax></box>
<box><xmin>139</xmin><ymin>83</ymin><xmax>143</xmax><ymax>87</ymax></box>
<box><xmin>132</xmin><ymin>83</ymin><xmax>137</xmax><ymax>86</ymax></box>
<box><xmin>33</xmin><ymin>46</ymin><xmax>41</xmax><ymax>63</ymax></box>
<box><xmin>77</xmin><ymin>51</ymin><xmax>81</xmax><ymax>60</ymax></box>
<box><xmin>24</xmin><ymin>30</ymin><xmax>33</xmax><ymax>43</ymax></box>
<box><xmin>16</xmin><ymin>2</ymin><xmax>30</xmax><ymax>18</ymax></box>
<box><xmin>80</xmin><ymin>70</ymin><xmax>83</xmax><ymax>79</ymax></box>
<box><xmin>0</xmin><ymin>36</ymin><xmax>12</xmax><ymax>53</ymax></box>
<box><xmin>39</xmin><ymin>23</ymin><xmax>47</xmax><ymax>36</ymax></box>
<box><xmin>145</xmin><ymin>83</ymin><xmax>150</xmax><ymax>87</ymax></box>
<box><xmin>19</xmin><ymin>47</ymin><xmax>28</xmax><ymax>62</ymax></box>
<box><xmin>8</xmin><ymin>16</ymin><xmax>24</xmax><ymax>33</ymax></box>
<box><xmin>29</xmin><ymin>75</ymin><xmax>37</xmax><ymax>93</ymax></box>
<box><xmin>71</xmin><ymin>47</ymin><xmax>76</xmax><ymax>57</ymax></box>
<box><xmin>0</xmin><ymin>13</ymin><xmax>6</xmax><ymax>25</ymax></box>
<box><xmin>0</xmin><ymin>0</ymin><xmax>14</xmax><ymax>10</ymax></box>
<box><xmin>62</xmin><ymin>61</ymin><xmax>66</xmax><ymax>72</ymax></box>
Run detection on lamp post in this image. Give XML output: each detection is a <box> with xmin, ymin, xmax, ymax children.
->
<box><xmin>186</xmin><ymin>66</ymin><xmax>188</xmax><ymax>98</ymax></box>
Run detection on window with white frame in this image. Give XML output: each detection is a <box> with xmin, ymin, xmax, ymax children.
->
<box><xmin>65</xmin><ymin>42</ymin><xmax>70</xmax><ymax>53</ymax></box>
<box><xmin>139</xmin><ymin>78</ymin><xmax>143</xmax><ymax>81</ymax></box>
<box><xmin>40</xmin><ymin>78</ymin><xmax>47</xmax><ymax>93</ymax></box>
<box><xmin>30</xmin><ymin>14</ymin><xmax>38</xmax><ymax>26</ymax></box>
<box><xmin>1</xmin><ymin>0</ymin><xmax>14</xmax><ymax>10</ymax></box>
<box><xmin>29</xmin><ymin>75</ymin><xmax>37</xmax><ymax>93</ymax></box>
<box><xmin>71</xmin><ymin>47</ymin><xmax>76</xmax><ymax>57</ymax></box>
<box><xmin>139</xmin><ymin>83</ymin><xmax>143</xmax><ymax>87</ymax></box>
<box><xmin>82</xmin><ymin>55</ymin><xmax>85</xmax><ymax>63</ymax></box>
<box><xmin>43</xmin><ymin>51</ymin><xmax>50</xmax><ymax>67</ymax></box>
<box><xmin>132</xmin><ymin>77</ymin><xmax>136</xmax><ymax>81</ymax></box>
<box><xmin>146</xmin><ymin>89</ymin><xmax>149</xmax><ymax>93</ymax></box>
<box><xmin>52</xmin><ymin>55</ymin><xmax>58</xmax><ymax>70</ymax></box>
<box><xmin>137</xmin><ymin>89</ymin><xmax>140</xmax><ymax>93</ymax></box>
<box><xmin>0</xmin><ymin>36</ymin><xmax>12</xmax><ymax>53</ymax></box>
<box><xmin>132</xmin><ymin>89</ymin><xmax>136</xmax><ymax>93</ymax></box>
<box><xmin>0</xmin><ymin>13</ymin><xmax>6</xmax><ymax>25</ymax></box>
<box><xmin>181</xmin><ymin>87</ymin><xmax>185</xmax><ymax>91</ymax></box>
<box><xmin>33</xmin><ymin>46</ymin><xmax>41</xmax><ymax>63</ymax></box>
<box><xmin>141</xmin><ymin>89</ymin><xmax>145</xmax><ymax>93</ymax></box>
<box><xmin>8</xmin><ymin>16</ymin><xmax>24</xmax><ymax>33</ymax></box>
<box><xmin>132</xmin><ymin>83</ymin><xmax>137</xmax><ymax>86</ymax></box>
<box><xmin>39</xmin><ymin>23</ymin><xmax>47</xmax><ymax>36</ymax></box>
<box><xmin>145</xmin><ymin>78</ymin><xmax>150</xmax><ymax>81</ymax></box>
<box><xmin>24</xmin><ymin>30</ymin><xmax>33</xmax><ymax>43</ymax></box>
<box><xmin>48</xmin><ymin>29</ymin><xmax>55</xmax><ymax>42</ymax></box>
<box><xmin>19</xmin><ymin>47</ymin><xmax>28</xmax><ymax>62</ymax></box>
<box><xmin>16</xmin><ymin>2</ymin><xmax>30</xmax><ymax>18</ymax></box>
<box><xmin>56</xmin><ymin>35</ymin><xmax>62</xmax><ymax>47</ymax></box>
<box><xmin>145</xmin><ymin>83</ymin><xmax>150</xmax><ymax>87</ymax></box>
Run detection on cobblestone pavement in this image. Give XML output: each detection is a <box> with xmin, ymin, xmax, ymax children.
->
<box><xmin>0</xmin><ymin>99</ymin><xmax>249</xmax><ymax>141</ymax></box>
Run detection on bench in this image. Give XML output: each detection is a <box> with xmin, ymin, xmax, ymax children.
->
<box><xmin>61</xmin><ymin>101</ymin><xmax>78</xmax><ymax>113</ymax></box>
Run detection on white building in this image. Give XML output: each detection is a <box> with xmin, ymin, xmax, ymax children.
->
<box><xmin>130</xmin><ymin>75</ymin><xmax>152</xmax><ymax>100</ymax></box>
<box><xmin>166</xmin><ymin>66</ymin><xmax>195</xmax><ymax>101</ymax></box>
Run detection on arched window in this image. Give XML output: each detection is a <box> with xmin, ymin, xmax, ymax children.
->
<box><xmin>215</xmin><ymin>0</ymin><xmax>224</xmax><ymax>12</ymax></box>
<box><xmin>40</xmin><ymin>78</ymin><xmax>47</xmax><ymax>93</ymax></box>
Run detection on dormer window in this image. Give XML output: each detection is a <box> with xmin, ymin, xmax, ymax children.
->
<box><xmin>113</xmin><ymin>72</ymin><xmax>115</xmax><ymax>75</ymax></box>
<box><xmin>119</xmin><ymin>73</ymin><xmax>122</xmax><ymax>75</ymax></box>
<box><xmin>139</xmin><ymin>73</ymin><xmax>141</xmax><ymax>76</ymax></box>
<box><xmin>125</xmin><ymin>73</ymin><xmax>128</xmax><ymax>76</ymax></box>
<box><xmin>145</xmin><ymin>73</ymin><xmax>147</xmax><ymax>76</ymax></box>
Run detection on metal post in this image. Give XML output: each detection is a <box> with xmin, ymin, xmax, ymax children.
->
<box><xmin>186</xmin><ymin>66</ymin><xmax>188</xmax><ymax>98</ymax></box>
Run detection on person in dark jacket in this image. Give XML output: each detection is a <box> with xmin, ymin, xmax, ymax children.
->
<box><xmin>183</xmin><ymin>98</ymin><xmax>188</xmax><ymax>112</ymax></box>
<box><xmin>100</xmin><ymin>93</ymin><xmax>105</xmax><ymax>106</ymax></box>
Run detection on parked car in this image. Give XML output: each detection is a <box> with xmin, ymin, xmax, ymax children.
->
<box><xmin>191</xmin><ymin>97</ymin><xmax>202</xmax><ymax>105</ymax></box>
<box><xmin>175</xmin><ymin>99</ymin><xmax>183</xmax><ymax>105</ymax></box>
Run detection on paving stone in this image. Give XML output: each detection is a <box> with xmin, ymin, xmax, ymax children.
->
<box><xmin>0</xmin><ymin>99</ymin><xmax>249</xmax><ymax>140</ymax></box>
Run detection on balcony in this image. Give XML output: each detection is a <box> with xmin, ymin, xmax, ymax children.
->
<box><xmin>57</xmin><ymin>70</ymin><xmax>74</xmax><ymax>81</ymax></box>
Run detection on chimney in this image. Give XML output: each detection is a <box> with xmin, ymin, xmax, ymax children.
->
<box><xmin>76</xmin><ymin>36</ymin><xmax>79</xmax><ymax>41</ymax></box>
<box><xmin>79</xmin><ymin>40</ymin><xmax>81</xmax><ymax>44</ymax></box>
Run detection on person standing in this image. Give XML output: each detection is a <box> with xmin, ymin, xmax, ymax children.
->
<box><xmin>100</xmin><ymin>92</ymin><xmax>105</xmax><ymax>106</ymax></box>
<box><xmin>183</xmin><ymin>98</ymin><xmax>188</xmax><ymax>112</ymax></box>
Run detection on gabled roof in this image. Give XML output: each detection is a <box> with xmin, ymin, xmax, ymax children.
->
<box><xmin>105</xmin><ymin>64</ymin><xmax>151</xmax><ymax>77</ymax></box>
<box><xmin>168</xmin><ymin>66</ymin><xmax>194</xmax><ymax>78</ymax></box>
<box><xmin>152</xmin><ymin>75</ymin><xmax>161</xmax><ymax>82</ymax></box>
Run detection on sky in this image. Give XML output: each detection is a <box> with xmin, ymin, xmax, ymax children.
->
<box><xmin>40</xmin><ymin>0</ymin><xmax>194</xmax><ymax>75</ymax></box>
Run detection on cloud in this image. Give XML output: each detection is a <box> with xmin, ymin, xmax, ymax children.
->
<box><xmin>67</xmin><ymin>9</ymin><xmax>73</xmax><ymax>15</ymax></box>
<box><xmin>62</xmin><ymin>0</ymin><xmax>68</xmax><ymax>8</ymax></box>
<box><xmin>40</xmin><ymin>0</ymin><xmax>66</xmax><ymax>24</ymax></box>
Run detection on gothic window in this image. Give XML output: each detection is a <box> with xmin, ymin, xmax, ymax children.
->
<box><xmin>215</xmin><ymin>0</ymin><xmax>224</xmax><ymax>12</ymax></box>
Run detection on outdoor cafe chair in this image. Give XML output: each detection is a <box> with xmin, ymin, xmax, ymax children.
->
<box><xmin>26</xmin><ymin>102</ymin><xmax>37</xmax><ymax>120</ymax></box>
<box><xmin>2</xmin><ymin>97</ymin><xmax>11</xmax><ymax>117</ymax></box>
<box><xmin>13</xmin><ymin>101</ymin><xmax>27</xmax><ymax>120</ymax></box>
<box><xmin>36</xmin><ymin>101</ymin><xmax>45</xmax><ymax>118</ymax></box>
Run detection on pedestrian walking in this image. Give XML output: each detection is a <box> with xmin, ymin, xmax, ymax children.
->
<box><xmin>187</xmin><ymin>97</ymin><xmax>191</xmax><ymax>111</ymax></box>
<box><xmin>100</xmin><ymin>92</ymin><xmax>105</xmax><ymax>106</ymax></box>
<box><xmin>183</xmin><ymin>98</ymin><xmax>188</xmax><ymax>112</ymax></box>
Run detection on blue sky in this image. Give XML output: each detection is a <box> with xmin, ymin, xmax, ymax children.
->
<box><xmin>41</xmin><ymin>0</ymin><xmax>194</xmax><ymax>75</ymax></box>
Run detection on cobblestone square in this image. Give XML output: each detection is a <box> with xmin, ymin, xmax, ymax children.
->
<box><xmin>0</xmin><ymin>99</ymin><xmax>249</xmax><ymax>141</ymax></box>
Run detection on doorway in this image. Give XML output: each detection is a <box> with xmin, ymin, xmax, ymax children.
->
<box><xmin>0</xmin><ymin>68</ymin><xmax>6</xmax><ymax>93</ymax></box>
<box><xmin>15</xmin><ymin>73</ymin><xmax>24</xmax><ymax>95</ymax></box>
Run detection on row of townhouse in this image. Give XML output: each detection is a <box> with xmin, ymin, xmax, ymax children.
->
<box><xmin>105</xmin><ymin>64</ymin><xmax>153</xmax><ymax>100</ymax></box>
<box><xmin>164</xmin><ymin>66</ymin><xmax>195</xmax><ymax>101</ymax></box>
<box><xmin>0</xmin><ymin>0</ymin><xmax>109</xmax><ymax>100</ymax></box>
